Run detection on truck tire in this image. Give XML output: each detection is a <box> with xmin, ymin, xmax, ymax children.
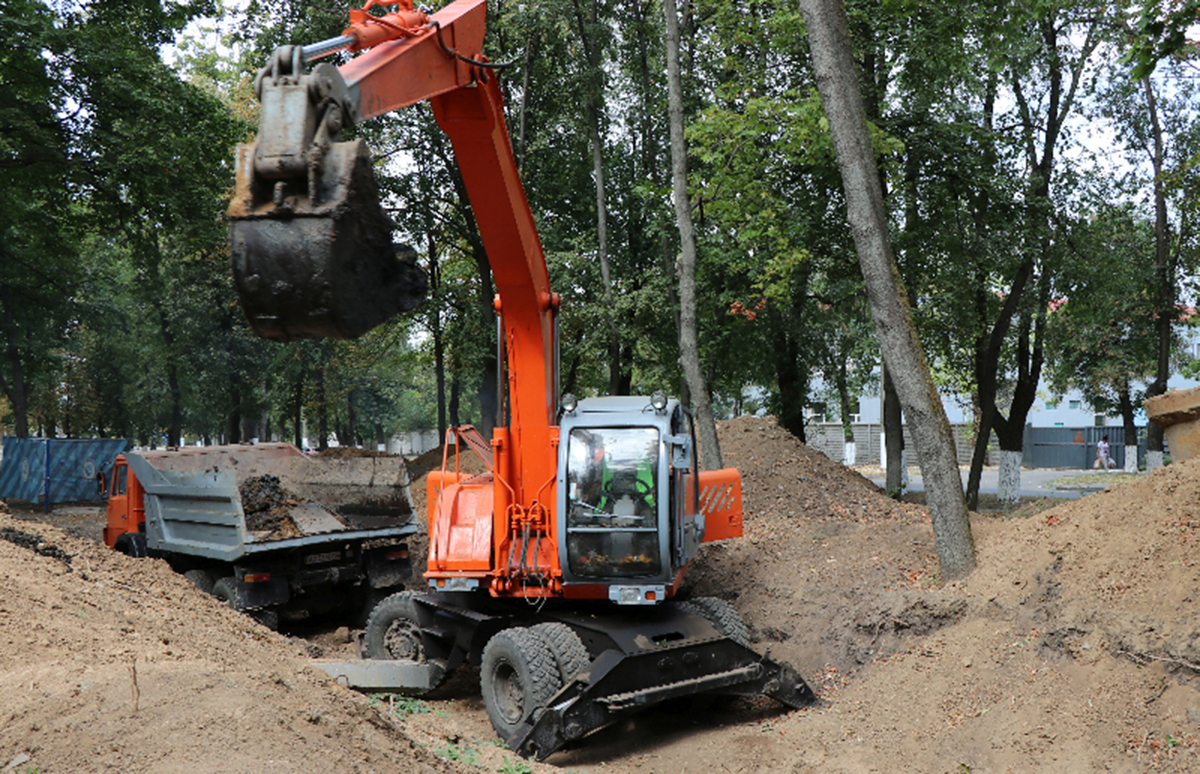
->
<box><xmin>212</xmin><ymin>577</ymin><xmax>240</xmax><ymax>608</ymax></box>
<box><xmin>677</xmin><ymin>596</ymin><xmax>752</xmax><ymax>647</ymax></box>
<box><xmin>182</xmin><ymin>570</ymin><xmax>215</xmax><ymax>595</ymax></box>
<box><xmin>480</xmin><ymin>627</ymin><xmax>563</xmax><ymax>740</ymax></box>
<box><xmin>364</xmin><ymin>591</ymin><xmax>446</xmax><ymax>695</ymax></box>
<box><xmin>213</xmin><ymin>577</ymin><xmax>278</xmax><ymax>630</ymax></box>
<box><xmin>529</xmin><ymin>622</ymin><xmax>590</xmax><ymax>684</ymax></box>
<box><xmin>115</xmin><ymin>533</ymin><xmax>148</xmax><ymax>558</ymax></box>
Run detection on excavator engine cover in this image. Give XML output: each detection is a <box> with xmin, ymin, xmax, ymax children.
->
<box><xmin>228</xmin><ymin>49</ymin><xmax>426</xmax><ymax>342</ymax></box>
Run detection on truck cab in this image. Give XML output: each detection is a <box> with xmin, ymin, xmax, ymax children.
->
<box><xmin>101</xmin><ymin>454</ymin><xmax>147</xmax><ymax>555</ymax></box>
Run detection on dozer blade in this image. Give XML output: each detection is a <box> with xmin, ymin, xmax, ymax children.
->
<box><xmin>229</xmin><ymin>137</ymin><xmax>426</xmax><ymax>342</ymax></box>
<box><xmin>510</xmin><ymin>606</ymin><xmax>818</xmax><ymax>760</ymax></box>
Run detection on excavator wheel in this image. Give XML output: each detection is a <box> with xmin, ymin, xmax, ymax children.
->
<box><xmin>480</xmin><ymin>627</ymin><xmax>563</xmax><ymax>740</ymax></box>
<box><xmin>676</xmin><ymin>597</ymin><xmax>752</xmax><ymax>647</ymax></box>
<box><xmin>364</xmin><ymin>591</ymin><xmax>447</xmax><ymax>694</ymax></box>
<box><xmin>529</xmin><ymin>622</ymin><xmax>590</xmax><ymax>684</ymax></box>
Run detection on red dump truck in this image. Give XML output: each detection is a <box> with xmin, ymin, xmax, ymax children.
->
<box><xmin>101</xmin><ymin>443</ymin><xmax>419</xmax><ymax>627</ymax></box>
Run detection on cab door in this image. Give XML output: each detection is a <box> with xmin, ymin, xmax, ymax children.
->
<box><xmin>102</xmin><ymin>459</ymin><xmax>131</xmax><ymax>549</ymax></box>
<box><xmin>671</xmin><ymin>408</ymin><xmax>702</xmax><ymax>568</ymax></box>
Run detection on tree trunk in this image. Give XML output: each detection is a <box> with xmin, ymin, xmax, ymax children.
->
<box><xmin>572</xmin><ymin>0</ymin><xmax>621</xmax><ymax>394</ymax></box>
<box><xmin>1142</xmin><ymin>76</ymin><xmax>1172</xmax><ymax>467</ymax></box>
<box><xmin>772</xmin><ymin>317</ymin><xmax>807</xmax><ymax>443</ymax></box>
<box><xmin>882</xmin><ymin>362</ymin><xmax>905</xmax><ymax>497</ymax></box>
<box><xmin>0</xmin><ymin>283</ymin><xmax>30</xmax><ymax>437</ymax></box>
<box><xmin>293</xmin><ymin>373</ymin><xmax>303</xmax><ymax>449</ymax></box>
<box><xmin>1119</xmin><ymin>381</ymin><xmax>1139</xmax><ymax>473</ymax></box>
<box><xmin>316</xmin><ymin>365</ymin><xmax>328</xmax><ymax>451</ymax></box>
<box><xmin>800</xmin><ymin>0</ymin><xmax>974</xmax><ymax>578</ymax></box>
<box><xmin>664</xmin><ymin>0</ymin><xmax>722</xmax><ymax>470</ymax></box>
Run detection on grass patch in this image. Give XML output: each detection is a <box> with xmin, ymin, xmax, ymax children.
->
<box><xmin>1051</xmin><ymin>472</ymin><xmax>1139</xmax><ymax>489</ymax></box>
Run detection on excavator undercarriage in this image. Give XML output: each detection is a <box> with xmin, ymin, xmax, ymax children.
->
<box><xmin>315</xmin><ymin>591</ymin><xmax>816</xmax><ymax>760</ymax></box>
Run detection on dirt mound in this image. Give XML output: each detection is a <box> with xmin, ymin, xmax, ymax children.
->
<box><xmin>0</xmin><ymin>509</ymin><xmax>477</xmax><ymax>774</ymax></box>
<box><xmin>674</xmin><ymin>418</ymin><xmax>1200</xmax><ymax>772</ymax></box>
<box><xmin>317</xmin><ymin>447</ymin><xmax>399</xmax><ymax>459</ymax></box>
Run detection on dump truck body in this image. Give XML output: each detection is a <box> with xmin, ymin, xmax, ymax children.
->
<box><xmin>103</xmin><ymin>443</ymin><xmax>418</xmax><ymax>622</ymax></box>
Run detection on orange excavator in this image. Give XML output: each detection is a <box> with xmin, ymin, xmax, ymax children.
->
<box><xmin>228</xmin><ymin>0</ymin><xmax>814</xmax><ymax>759</ymax></box>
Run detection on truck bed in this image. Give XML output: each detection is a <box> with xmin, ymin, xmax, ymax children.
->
<box><xmin>125</xmin><ymin>445</ymin><xmax>417</xmax><ymax>561</ymax></box>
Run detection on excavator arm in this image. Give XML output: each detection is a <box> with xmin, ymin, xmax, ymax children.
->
<box><xmin>229</xmin><ymin>0</ymin><xmax>557</xmax><ymax>515</ymax></box>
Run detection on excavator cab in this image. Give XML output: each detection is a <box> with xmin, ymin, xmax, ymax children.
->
<box><xmin>557</xmin><ymin>395</ymin><xmax>703</xmax><ymax>600</ymax></box>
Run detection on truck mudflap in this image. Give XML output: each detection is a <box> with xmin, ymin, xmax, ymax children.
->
<box><xmin>509</xmin><ymin>628</ymin><xmax>816</xmax><ymax>760</ymax></box>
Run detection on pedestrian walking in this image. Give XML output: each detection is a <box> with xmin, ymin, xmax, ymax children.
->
<box><xmin>1096</xmin><ymin>435</ymin><xmax>1115</xmax><ymax>470</ymax></box>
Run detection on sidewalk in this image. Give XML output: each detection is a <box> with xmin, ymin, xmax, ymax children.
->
<box><xmin>861</xmin><ymin>466</ymin><xmax>1126</xmax><ymax>500</ymax></box>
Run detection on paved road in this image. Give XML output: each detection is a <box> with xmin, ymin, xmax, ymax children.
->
<box><xmin>865</xmin><ymin>467</ymin><xmax>1126</xmax><ymax>500</ymax></box>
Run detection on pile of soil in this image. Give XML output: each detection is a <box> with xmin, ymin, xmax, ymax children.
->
<box><xmin>9</xmin><ymin>415</ymin><xmax>1200</xmax><ymax>772</ymax></box>
<box><xmin>239</xmin><ymin>474</ymin><xmax>332</xmax><ymax>539</ymax></box>
<box><xmin>317</xmin><ymin>447</ymin><xmax>399</xmax><ymax>459</ymax></box>
<box><xmin>0</xmin><ymin>501</ymin><xmax>471</xmax><ymax>774</ymax></box>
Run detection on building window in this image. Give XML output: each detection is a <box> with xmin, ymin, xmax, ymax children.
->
<box><xmin>1045</xmin><ymin>401</ymin><xmax>1057</xmax><ymax>410</ymax></box>
<box><xmin>1068</xmin><ymin>400</ymin><xmax>1081</xmax><ymax>410</ymax></box>
<box><xmin>1094</xmin><ymin>413</ymin><xmax>1107</xmax><ymax>427</ymax></box>
<box><xmin>1054</xmin><ymin>422</ymin><xmax>1064</xmax><ymax>427</ymax></box>
<box><xmin>807</xmin><ymin>403</ymin><xmax>827</xmax><ymax>423</ymax></box>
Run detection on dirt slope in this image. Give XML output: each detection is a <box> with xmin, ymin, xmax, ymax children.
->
<box><xmin>7</xmin><ymin>415</ymin><xmax>1200</xmax><ymax>772</ymax></box>
<box><xmin>0</xmin><ymin>505</ymin><xmax>527</xmax><ymax>774</ymax></box>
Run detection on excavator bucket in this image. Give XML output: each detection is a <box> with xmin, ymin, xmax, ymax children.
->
<box><xmin>227</xmin><ymin>50</ymin><xmax>426</xmax><ymax>342</ymax></box>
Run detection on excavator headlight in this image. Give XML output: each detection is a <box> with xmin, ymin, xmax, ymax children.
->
<box><xmin>561</xmin><ymin>393</ymin><xmax>578</xmax><ymax>414</ymax></box>
<box><xmin>650</xmin><ymin>391</ymin><xmax>668</xmax><ymax>413</ymax></box>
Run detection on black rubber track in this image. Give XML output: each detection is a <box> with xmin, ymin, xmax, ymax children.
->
<box><xmin>480</xmin><ymin>627</ymin><xmax>563</xmax><ymax>740</ymax></box>
<box><xmin>677</xmin><ymin>596</ymin><xmax>752</xmax><ymax>647</ymax></box>
<box><xmin>529</xmin><ymin>622</ymin><xmax>590</xmax><ymax>683</ymax></box>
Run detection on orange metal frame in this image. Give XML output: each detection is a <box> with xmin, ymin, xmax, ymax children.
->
<box><xmin>334</xmin><ymin>0</ymin><xmax>559</xmax><ymax>595</ymax></box>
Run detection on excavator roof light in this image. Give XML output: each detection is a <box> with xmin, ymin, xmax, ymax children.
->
<box><xmin>650</xmin><ymin>391</ymin><xmax>668</xmax><ymax>413</ymax></box>
<box><xmin>561</xmin><ymin>393</ymin><xmax>578</xmax><ymax>414</ymax></box>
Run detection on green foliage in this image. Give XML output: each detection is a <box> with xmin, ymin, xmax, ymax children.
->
<box><xmin>497</xmin><ymin>757</ymin><xmax>533</xmax><ymax>774</ymax></box>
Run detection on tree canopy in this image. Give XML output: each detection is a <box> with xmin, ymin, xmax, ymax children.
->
<box><xmin>1</xmin><ymin>0</ymin><xmax>1197</xmax><ymax>482</ymax></box>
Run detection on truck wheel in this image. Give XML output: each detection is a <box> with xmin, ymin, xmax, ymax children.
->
<box><xmin>677</xmin><ymin>596</ymin><xmax>752</xmax><ymax>647</ymax></box>
<box><xmin>115</xmin><ymin>533</ymin><xmax>148</xmax><ymax>558</ymax></box>
<box><xmin>480</xmin><ymin>627</ymin><xmax>563</xmax><ymax>740</ymax></box>
<box><xmin>252</xmin><ymin>608</ymin><xmax>280</xmax><ymax>631</ymax></box>
<box><xmin>182</xmin><ymin>570</ymin><xmax>215</xmax><ymax>595</ymax></box>
<box><xmin>529</xmin><ymin>622</ymin><xmax>590</xmax><ymax>684</ymax></box>
<box><xmin>212</xmin><ymin>577</ymin><xmax>240</xmax><ymax>608</ymax></box>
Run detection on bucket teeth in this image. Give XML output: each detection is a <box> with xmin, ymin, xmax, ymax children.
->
<box><xmin>228</xmin><ymin>137</ymin><xmax>427</xmax><ymax>341</ymax></box>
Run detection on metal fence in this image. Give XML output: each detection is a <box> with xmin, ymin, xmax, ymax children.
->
<box><xmin>0</xmin><ymin>437</ymin><xmax>129</xmax><ymax>506</ymax></box>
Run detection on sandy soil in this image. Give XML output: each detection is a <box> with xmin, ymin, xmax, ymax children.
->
<box><xmin>5</xmin><ymin>415</ymin><xmax>1200</xmax><ymax>772</ymax></box>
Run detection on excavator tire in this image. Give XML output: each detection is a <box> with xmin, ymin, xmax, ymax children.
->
<box><xmin>677</xmin><ymin>597</ymin><xmax>752</xmax><ymax>647</ymax></box>
<box><xmin>529</xmin><ymin>622</ymin><xmax>590</xmax><ymax>684</ymax></box>
<box><xmin>481</xmin><ymin>627</ymin><xmax>563</xmax><ymax>740</ymax></box>
<box><xmin>365</xmin><ymin>591</ymin><xmax>422</xmax><ymax>659</ymax></box>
